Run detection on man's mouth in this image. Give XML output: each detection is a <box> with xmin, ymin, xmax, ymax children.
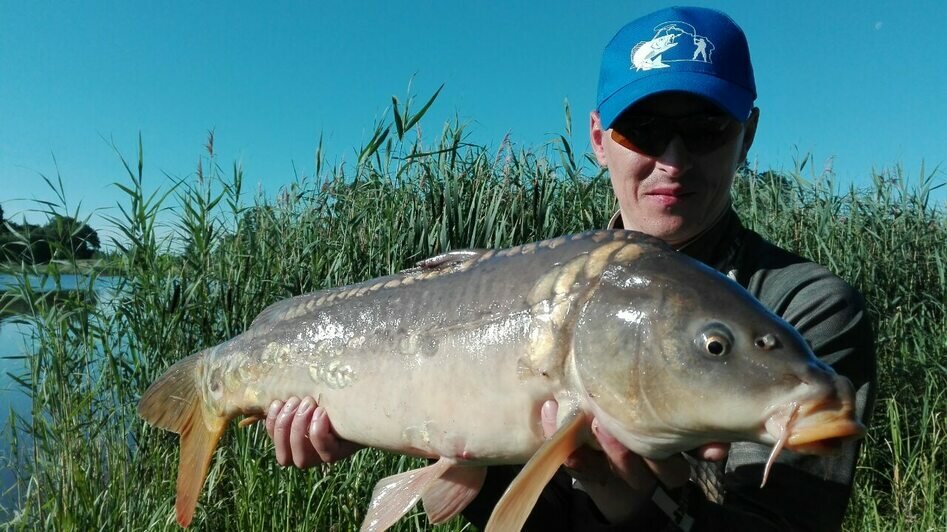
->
<box><xmin>645</xmin><ymin>187</ymin><xmax>690</xmax><ymax>205</ymax></box>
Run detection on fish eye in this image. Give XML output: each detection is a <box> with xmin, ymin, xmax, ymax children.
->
<box><xmin>696</xmin><ymin>323</ymin><xmax>733</xmax><ymax>358</ymax></box>
<box><xmin>706</xmin><ymin>337</ymin><xmax>727</xmax><ymax>355</ymax></box>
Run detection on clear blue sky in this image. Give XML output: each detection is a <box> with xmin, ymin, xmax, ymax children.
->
<box><xmin>2</xmin><ymin>1</ymin><xmax>945</xmax><ymax>240</ymax></box>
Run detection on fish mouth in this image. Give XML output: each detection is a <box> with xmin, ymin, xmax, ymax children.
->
<box><xmin>758</xmin><ymin>377</ymin><xmax>864</xmax><ymax>486</ymax></box>
<box><xmin>784</xmin><ymin>403</ymin><xmax>865</xmax><ymax>454</ymax></box>
<box><xmin>766</xmin><ymin>375</ymin><xmax>865</xmax><ymax>453</ymax></box>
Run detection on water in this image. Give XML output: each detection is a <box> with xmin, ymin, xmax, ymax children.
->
<box><xmin>0</xmin><ymin>273</ymin><xmax>45</xmax><ymax>445</ymax></box>
<box><xmin>0</xmin><ymin>273</ymin><xmax>120</xmax><ymax>521</ymax></box>
<box><xmin>0</xmin><ymin>316</ymin><xmax>31</xmax><ymax>522</ymax></box>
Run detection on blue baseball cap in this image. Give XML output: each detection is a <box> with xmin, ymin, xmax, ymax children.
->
<box><xmin>596</xmin><ymin>6</ymin><xmax>757</xmax><ymax>127</ymax></box>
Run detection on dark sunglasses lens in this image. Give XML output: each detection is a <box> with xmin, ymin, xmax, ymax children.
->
<box><xmin>609</xmin><ymin>118</ymin><xmax>670</xmax><ymax>156</ymax></box>
<box><xmin>679</xmin><ymin>116</ymin><xmax>741</xmax><ymax>154</ymax></box>
<box><xmin>610</xmin><ymin>114</ymin><xmax>740</xmax><ymax>156</ymax></box>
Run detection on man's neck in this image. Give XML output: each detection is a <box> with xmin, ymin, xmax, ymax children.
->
<box><xmin>674</xmin><ymin>206</ymin><xmax>731</xmax><ymax>251</ymax></box>
<box><xmin>607</xmin><ymin>206</ymin><xmax>743</xmax><ymax>270</ymax></box>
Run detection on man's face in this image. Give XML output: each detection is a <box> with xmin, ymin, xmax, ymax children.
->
<box><xmin>590</xmin><ymin>93</ymin><xmax>758</xmax><ymax>245</ymax></box>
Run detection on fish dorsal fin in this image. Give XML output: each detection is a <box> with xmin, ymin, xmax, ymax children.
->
<box><xmin>360</xmin><ymin>457</ymin><xmax>456</xmax><ymax>532</ymax></box>
<box><xmin>421</xmin><ymin>465</ymin><xmax>488</xmax><ymax>524</ymax></box>
<box><xmin>400</xmin><ymin>249</ymin><xmax>486</xmax><ymax>274</ymax></box>
<box><xmin>485</xmin><ymin>410</ymin><xmax>588</xmax><ymax>531</ymax></box>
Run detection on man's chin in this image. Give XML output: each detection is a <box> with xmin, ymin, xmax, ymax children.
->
<box><xmin>640</xmin><ymin>220</ymin><xmax>692</xmax><ymax>245</ymax></box>
<box><xmin>620</xmin><ymin>210</ymin><xmax>699</xmax><ymax>244</ymax></box>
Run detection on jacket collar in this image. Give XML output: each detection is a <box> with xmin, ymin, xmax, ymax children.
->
<box><xmin>606</xmin><ymin>207</ymin><xmax>745</xmax><ymax>272</ymax></box>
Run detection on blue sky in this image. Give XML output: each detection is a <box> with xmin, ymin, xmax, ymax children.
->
<box><xmin>2</xmin><ymin>1</ymin><xmax>945</xmax><ymax>240</ymax></box>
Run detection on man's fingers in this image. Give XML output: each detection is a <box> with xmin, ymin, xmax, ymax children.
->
<box><xmin>309</xmin><ymin>406</ymin><xmax>338</xmax><ymax>462</ymax></box>
<box><xmin>542</xmin><ymin>407</ymin><xmax>610</xmax><ymax>481</ymax></box>
<box><xmin>547</xmin><ymin>404</ymin><xmax>680</xmax><ymax>488</ymax></box>
<box><xmin>266</xmin><ymin>395</ymin><xmax>364</xmax><ymax>468</ymax></box>
<box><xmin>290</xmin><ymin>397</ymin><xmax>322</xmax><ymax>468</ymax></box>
<box><xmin>273</xmin><ymin>397</ymin><xmax>300</xmax><ymax>467</ymax></box>
<box><xmin>540</xmin><ymin>400</ymin><xmax>558</xmax><ymax>438</ymax></box>
<box><xmin>563</xmin><ymin>446</ymin><xmax>612</xmax><ymax>482</ymax></box>
<box><xmin>593</xmin><ymin>420</ymin><xmax>654</xmax><ymax>490</ymax></box>
<box><xmin>309</xmin><ymin>406</ymin><xmax>364</xmax><ymax>462</ymax></box>
<box><xmin>690</xmin><ymin>442</ymin><xmax>730</xmax><ymax>462</ymax></box>
<box><xmin>540</xmin><ymin>400</ymin><xmax>589</xmax><ymax>472</ymax></box>
<box><xmin>265</xmin><ymin>399</ymin><xmax>283</xmax><ymax>440</ymax></box>
<box><xmin>593</xmin><ymin>420</ymin><xmax>693</xmax><ymax>489</ymax></box>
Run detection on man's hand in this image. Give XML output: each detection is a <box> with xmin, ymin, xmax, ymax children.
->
<box><xmin>264</xmin><ymin>396</ymin><xmax>364</xmax><ymax>468</ymax></box>
<box><xmin>540</xmin><ymin>400</ymin><xmax>728</xmax><ymax>523</ymax></box>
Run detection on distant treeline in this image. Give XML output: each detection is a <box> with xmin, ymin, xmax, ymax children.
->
<box><xmin>0</xmin><ymin>203</ymin><xmax>101</xmax><ymax>263</ymax></box>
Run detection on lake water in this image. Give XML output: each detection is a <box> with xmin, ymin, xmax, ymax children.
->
<box><xmin>0</xmin><ymin>273</ymin><xmax>120</xmax><ymax>520</ymax></box>
<box><xmin>0</xmin><ymin>316</ymin><xmax>30</xmax><ymax>521</ymax></box>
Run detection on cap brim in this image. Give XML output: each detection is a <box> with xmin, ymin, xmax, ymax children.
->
<box><xmin>598</xmin><ymin>71</ymin><xmax>755</xmax><ymax>128</ymax></box>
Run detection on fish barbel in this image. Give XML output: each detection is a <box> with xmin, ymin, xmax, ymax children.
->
<box><xmin>137</xmin><ymin>229</ymin><xmax>864</xmax><ymax>530</ymax></box>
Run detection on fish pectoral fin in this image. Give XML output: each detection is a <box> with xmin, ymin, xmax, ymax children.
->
<box><xmin>360</xmin><ymin>457</ymin><xmax>457</xmax><ymax>532</ymax></box>
<box><xmin>485</xmin><ymin>410</ymin><xmax>589</xmax><ymax>532</ymax></box>
<box><xmin>421</xmin><ymin>465</ymin><xmax>487</xmax><ymax>524</ymax></box>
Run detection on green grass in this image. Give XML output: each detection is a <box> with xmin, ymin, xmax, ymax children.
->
<box><xmin>1</xmin><ymin>98</ymin><xmax>944</xmax><ymax>530</ymax></box>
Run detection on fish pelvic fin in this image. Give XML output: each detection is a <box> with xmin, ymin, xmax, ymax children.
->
<box><xmin>421</xmin><ymin>465</ymin><xmax>487</xmax><ymax>524</ymax></box>
<box><xmin>238</xmin><ymin>414</ymin><xmax>265</xmax><ymax>427</ymax></box>
<box><xmin>137</xmin><ymin>352</ymin><xmax>230</xmax><ymax>527</ymax></box>
<box><xmin>485</xmin><ymin>411</ymin><xmax>588</xmax><ymax>532</ymax></box>
<box><xmin>360</xmin><ymin>457</ymin><xmax>456</xmax><ymax>532</ymax></box>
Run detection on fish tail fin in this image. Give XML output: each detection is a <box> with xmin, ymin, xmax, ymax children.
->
<box><xmin>138</xmin><ymin>352</ymin><xmax>230</xmax><ymax>527</ymax></box>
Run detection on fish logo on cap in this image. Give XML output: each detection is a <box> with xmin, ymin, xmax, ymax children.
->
<box><xmin>597</xmin><ymin>7</ymin><xmax>757</xmax><ymax>126</ymax></box>
<box><xmin>631</xmin><ymin>21</ymin><xmax>716</xmax><ymax>71</ymax></box>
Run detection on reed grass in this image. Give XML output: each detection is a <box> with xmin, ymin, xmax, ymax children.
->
<box><xmin>1</xmin><ymin>95</ymin><xmax>944</xmax><ymax>530</ymax></box>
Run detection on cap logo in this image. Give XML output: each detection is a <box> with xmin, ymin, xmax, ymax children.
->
<box><xmin>630</xmin><ymin>21</ymin><xmax>715</xmax><ymax>71</ymax></box>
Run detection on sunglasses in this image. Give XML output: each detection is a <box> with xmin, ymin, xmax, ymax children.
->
<box><xmin>609</xmin><ymin>112</ymin><xmax>743</xmax><ymax>157</ymax></box>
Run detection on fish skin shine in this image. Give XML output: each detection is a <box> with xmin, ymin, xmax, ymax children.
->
<box><xmin>137</xmin><ymin>229</ymin><xmax>864</xmax><ymax>530</ymax></box>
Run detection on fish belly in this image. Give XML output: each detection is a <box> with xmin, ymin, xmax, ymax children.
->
<box><xmin>218</xmin><ymin>280</ymin><xmax>570</xmax><ymax>463</ymax></box>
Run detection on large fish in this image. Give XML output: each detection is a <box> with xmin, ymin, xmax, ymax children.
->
<box><xmin>137</xmin><ymin>229</ymin><xmax>864</xmax><ymax>530</ymax></box>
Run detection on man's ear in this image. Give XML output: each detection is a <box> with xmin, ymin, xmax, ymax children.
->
<box><xmin>739</xmin><ymin>107</ymin><xmax>760</xmax><ymax>163</ymax></box>
<box><xmin>589</xmin><ymin>111</ymin><xmax>609</xmax><ymax>167</ymax></box>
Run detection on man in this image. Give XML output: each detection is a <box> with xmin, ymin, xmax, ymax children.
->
<box><xmin>265</xmin><ymin>7</ymin><xmax>875</xmax><ymax>530</ymax></box>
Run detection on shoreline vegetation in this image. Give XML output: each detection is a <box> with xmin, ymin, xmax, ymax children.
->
<box><xmin>1</xmin><ymin>97</ymin><xmax>944</xmax><ymax>530</ymax></box>
<box><xmin>0</xmin><ymin>199</ymin><xmax>103</xmax><ymax>267</ymax></box>
<box><xmin>0</xmin><ymin>258</ymin><xmax>113</xmax><ymax>276</ymax></box>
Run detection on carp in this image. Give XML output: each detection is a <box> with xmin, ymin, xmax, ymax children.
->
<box><xmin>137</xmin><ymin>229</ymin><xmax>864</xmax><ymax>530</ymax></box>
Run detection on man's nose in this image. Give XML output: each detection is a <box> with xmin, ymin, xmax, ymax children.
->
<box><xmin>656</xmin><ymin>135</ymin><xmax>693</xmax><ymax>178</ymax></box>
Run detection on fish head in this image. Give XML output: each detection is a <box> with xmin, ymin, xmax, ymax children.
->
<box><xmin>571</xmin><ymin>248</ymin><xmax>864</xmax><ymax>458</ymax></box>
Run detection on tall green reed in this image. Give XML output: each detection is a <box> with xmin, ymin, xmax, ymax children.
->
<box><xmin>733</xmin><ymin>163</ymin><xmax>946</xmax><ymax>531</ymax></box>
